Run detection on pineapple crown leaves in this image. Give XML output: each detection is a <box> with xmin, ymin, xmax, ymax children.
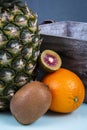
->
<box><xmin>0</xmin><ymin>0</ymin><xmax>23</xmax><ymax>8</ymax></box>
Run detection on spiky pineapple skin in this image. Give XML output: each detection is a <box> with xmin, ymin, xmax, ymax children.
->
<box><xmin>0</xmin><ymin>4</ymin><xmax>41</xmax><ymax>110</ymax></box>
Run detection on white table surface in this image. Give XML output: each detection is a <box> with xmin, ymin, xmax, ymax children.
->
<box><xmin>0</xmin><ymin>103</ymin><xmax>87</xmax><ymax>130</ymax></box>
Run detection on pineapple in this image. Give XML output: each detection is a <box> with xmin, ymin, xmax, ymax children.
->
<box><xmin>0</xmin><ymin>0</ymin><xmax>41</xmax><ymax>110</ymax></box>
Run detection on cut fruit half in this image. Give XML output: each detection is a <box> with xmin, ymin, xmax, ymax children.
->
<box><xmin>40</xmin><ymin>50</ymin><xmax>62</xmax><ymax>72</ymax></box>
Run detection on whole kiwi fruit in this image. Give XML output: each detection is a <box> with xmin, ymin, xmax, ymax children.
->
<box><xmin>10</xmin><ymin>81</ymin><xmax>52</xmax><ymax>125</ymax></box>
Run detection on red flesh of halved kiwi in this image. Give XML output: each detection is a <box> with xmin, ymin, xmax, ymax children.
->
<box><xmin>40</xmin><ymin>50</ymin><xmax>62</xmax><ymax>72</ymax></box>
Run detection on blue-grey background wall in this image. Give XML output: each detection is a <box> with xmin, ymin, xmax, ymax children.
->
<box><xmin>24</xmin><ymin>0</ymin><xmax>87</xmax><ymax>24</ymax></box>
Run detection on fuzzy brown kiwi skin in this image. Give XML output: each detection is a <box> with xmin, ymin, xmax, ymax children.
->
<box><xmin>10</xmin><ymin>81</ymin><xmax>52</xmax><ymax>125</ymax></box>
<box><xmin>39</xmin><ymin>50</ymin><xmax>62</xmax><ymax>73</ymax></box>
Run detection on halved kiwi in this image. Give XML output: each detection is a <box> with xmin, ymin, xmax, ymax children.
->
<box><xmin>40</xmin><ymin>50</ymin><xmax>62</xmax><ymax>72</ymax></box>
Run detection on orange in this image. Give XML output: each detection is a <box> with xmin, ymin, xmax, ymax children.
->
<box><xmin>42</xmin><ymin>68</ymin><xmax>85</xmax><ymax>113</ymax></box>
